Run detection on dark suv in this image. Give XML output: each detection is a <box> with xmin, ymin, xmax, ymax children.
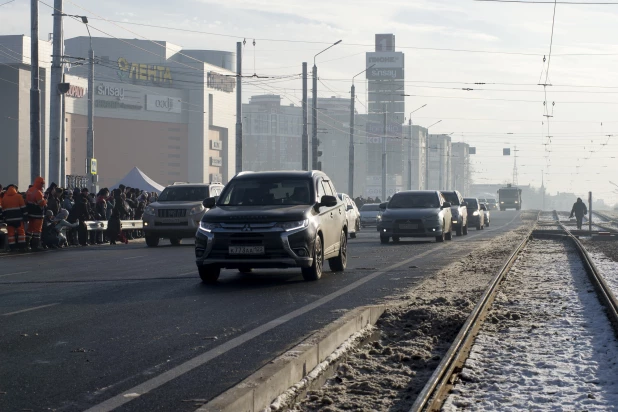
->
<box><xmin>195</xmin><ymin>171</ymin><xmax>348</xmax><ymax>283</ymax></box>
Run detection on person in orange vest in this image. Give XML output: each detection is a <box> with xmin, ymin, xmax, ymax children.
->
<box><xmin>2</xmin><ymin>184</ymin><xmax>28</xmax><ymax>251</ymax></box>
<box><xmin>26</xmin><ymin>176</ymin><xmax>47</xmax><ymax>251</ymax></box>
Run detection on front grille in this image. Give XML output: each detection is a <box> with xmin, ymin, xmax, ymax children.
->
<box><xmin>158</xmin><ymin>209</ymin><xmax>187</xmax><ymax>218</ymax></box>
<box><xmin>394</xmin><ymin>219</ymin><xmax>425</xmax><ymax>234</ymax></box>
<box><xmin>155</xmin><ymin>221</ymin><xmax>188</xmax><ymax>226</ymax></box>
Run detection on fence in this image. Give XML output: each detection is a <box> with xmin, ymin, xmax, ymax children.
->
<box><xmin>65</xmin><ymin>175</ymin><xmax>90</xmax><ymax>191</ymax></box>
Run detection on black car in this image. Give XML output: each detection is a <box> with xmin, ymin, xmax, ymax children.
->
<box><xmin>195</xmin><ymin>171</ymin><xmax>348</xmax><ymax>283</ymax></box>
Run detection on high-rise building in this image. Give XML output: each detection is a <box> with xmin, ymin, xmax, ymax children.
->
<box><xmin>451</xmin><ymin>142</ymin><xmax>470</xmax><ymax>195</ymax></box>
<box><xmin>402</xmin><ymin>124</ymin><xmax>428</xmax><ymax>190</ymax></box>
<box><xmin>241</xmin><ymin>95</ymin><xmax>303</xmax><ymax>171</ymax></box>
<box><xmin>427</xmin><ymin>134</ymin><xmax>452</xmax><ymax>190</ymax></box>
<box><xmin>365</xmin><ymin>34</ymin><xmax>405</xmax><ymax>199</ymax></box>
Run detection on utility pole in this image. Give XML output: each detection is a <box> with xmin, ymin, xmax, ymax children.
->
<box><xmin>86</xmin><ymin>27</ymin><xmax>96</xmax><ymax>192</ymax></box>
<box><xmin>302</xmin><ymin>62</ymin><xmax>308</xmax><ymax>171</ymax></box>
<box><xmin>30</xmin><ymin>0</ymin><xmax>41</xmax><ymax>180</ymax></box>
<box><xmin>588</xmin><ymin>191</ymin><xmax>592</xmax><ymax>234</ymax></box>
<box><xmin>512</xmin><ymin>145</ymin><xmax>519</xmax><ymax>186</ymax></box>
<box><xmin>381</xmin><ymin>103</ymin><xmax>387</xmax><ymax>201</ymax></box>
<box><xmin>348</xmin><ymin>82</ymin><xmax>355</xmax><ymax>196</ymax></box>
<box><xmin>312</xmin><ymin>64</ymin><xmax>318</xmax><ymax>170</ymax></box>
<box><xmin>235</xmin><ymin>41</ymin><xmax>242</xmax><ymax>174</ymax></box>
<box><xmin>49</xmin><ymin>0</ymin><xmax>64</xmax><ymax>186</ymax></box>
<box><xmin>541</xmin><ymin>170</ymin><xmax>546</xmax><ymax>210</ymax></box>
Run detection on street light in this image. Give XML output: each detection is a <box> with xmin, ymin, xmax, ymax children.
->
<box><xmin>406</xmin><ymin>104</ymin><xmax>427</xmax><ymax>190</ymax></box>
<box><xmin>81</xmin><ymin>16</ymin><xmax>97</xmax><ymax>192</ymax></box>
<box><xmin>348</xmin><ymin>64</ymin><xmax>374</xmax><ymax>197</ymax></box>
<box><xmin>425</xmin><ymin>120</ymin><xmax>442</xmax><ymax>190</ymax></box>
<box><xmin>312</xmin><ymin>40</ymin><xmax>342</xmax><ymax>170</ymax></box>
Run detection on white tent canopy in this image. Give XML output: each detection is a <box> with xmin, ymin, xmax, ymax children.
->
<box><xmin>110</xmin><ymin>167</ymin><xmax>165</xmax><ymax>194</ymax></box>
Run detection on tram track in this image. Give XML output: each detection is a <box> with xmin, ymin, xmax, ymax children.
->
<box><xmin>410</xmin><ymin>212</ymin><xmax>618</xmax><ymax>411</ymax></box>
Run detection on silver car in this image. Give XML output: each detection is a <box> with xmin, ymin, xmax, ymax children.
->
<box><xmin>360</xmin><ymin>203</ymin><xmax>381</xmax><ymax>228</ymax></box>
<box><xmin>338</xmin><ymin>193</ymin><xmax>361</xmax><ymax>238</ymax></box>
<box><xmin>142</xmin><ymin>182</ymin><xmax>224</xmax><ymax>247</ymax></box>
<box><xmin>376</xmin><ymin>191</ymin><xmax>453</xmax><ymax>243</ymax></box>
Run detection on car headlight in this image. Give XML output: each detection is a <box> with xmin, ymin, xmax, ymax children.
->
<box><xmin>473</xmin><ymin>211</ymin><xmax>479</xmax><ymax>216</ymax></box>
<box><xmin>500</xmin><ymin>201</ymin><xmax>505</xmax><ymax>204</ymax></box>
<box><xmin>190</xmin><ymin>204</ymin><xmax>205</xmax><ymax>215</ymax></box>
<box><xmin>276</xmin><ymin>219</ymin><xmax>309</xmax><ymax>232</ymax></box>
<box><xmin>515</xmin><ymin>201</ymin><xmax>519</xmax><ymax>204</ymax></box>
<box><xmin>144</xmin><ymin>206</ymin><xmax>155</xmax><ymax>216</ymax></box>
<box><xmin>377</xmin><ymin>215</ymin><xmax>382</xmax><ymax>221</ymax></box>
<box><xmin>199</xmin><ymin>221</ymin><xmax>220</xmax><ymax>232</ymax></box>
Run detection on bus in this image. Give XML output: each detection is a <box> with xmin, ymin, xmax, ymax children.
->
<box><xmin>498</xmin><ymin>184</ymin><xmax>522</xmax><ymax>211</ymax></box>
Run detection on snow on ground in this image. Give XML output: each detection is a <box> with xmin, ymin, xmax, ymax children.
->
<box><xmin>582</xmin><ymin>240</ymin><xmax>618</xmax><ymax>305</ymax></box>
<box><xmin>443</xmin><ymin>239</ymin><xmax>618</xmax><ymax>411</ymax></box>
<box><xmin>290</xmin><ymin>224</ymin><xmax>533</xmax><ymax>412</ymax></box>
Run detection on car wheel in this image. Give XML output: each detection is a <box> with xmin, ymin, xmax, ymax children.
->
<box><xmin>170</xmin><ymin>238</ymin><xmax>182</xmax><ymax>246</ymax></box>
<box><xmin>445</xmin><ymin>229</ymin><xmax>453</xmax><ymax>241</ymax></box>
<box><xmin>392</xmin><ymin>236</ymin><xmax>400</xmax><ymax>243</ymax></box>
<box><xmin>198</xmin><ymin>265</ymin><xmax>220</xmax><ymax>283</ymax></box>
<box><xmin>302</xmin><ymin>235</ymin><xmax>323</xmax><ymax>281</ymax></box>
<box><xmin>476</xmin><ymin>223</ymin><xmax>482</xmax><ymax>230</ymax></box>
<box><xmin>350</xmin><ymin>232</ymin><xmax>357</xmax><ymax>239</ymax></box>
<box><xmin>380</xmin><ymin>235</ymin><xmax>390</xmax><ymax>244</ymax></box>
<box><xmin>456</xmin><ymin>224</ymin><xmax>463</xmax><ymax>236</ymax></box>
<box><xmin>435</xmin><ymin>231</ymin><xmax>445</xmax><ymax>242</ymax></box>
<box><xmin>238</xmin><ymin>267</ymin><xmax>252</xmax><ymax>274</ymax></box>
<box><xmin>145</xmin><ymin>235</ymin><xmax>160</xmax><ymax>247</ymax></box>
<box><xmin>328</xmin><ymin>230</ymin><xmax>347</xmax><ymax>272</ymax></box>
<box><xmin>486</xmin><ymin>220</ymin><xmax>490</xmax><ymax>227</ymax></box>
<box><xmin>463</xmin><ymin>224</ymin><xmax>468</xmax><ymax>235</ymax></box>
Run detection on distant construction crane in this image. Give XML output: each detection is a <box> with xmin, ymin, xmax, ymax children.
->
<box><xmin>512</xmin><ymin>146</ymin><xmax>519</xmax><ymax>186</ymax></box>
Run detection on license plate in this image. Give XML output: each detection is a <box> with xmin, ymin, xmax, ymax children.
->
<box><xmin>229</xmin><ymin>246</ymin><xmax>265</xmax><ymax>255</ymax></box>
<box><xmin>399</xmin><ymin>223</ymin><xmax>418</xmax><ymax>229</ymax></box>
<box><xmin>161</xmin><ymin>218</ymin><xmax>182</xmax><ymax>224</ymax></box>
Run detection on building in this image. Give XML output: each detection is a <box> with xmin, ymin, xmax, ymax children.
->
<box><xmin>0</xmin><ymin>35</ymin><xmax>52</xmax><ymax>188</ymax></box>
<box><xmin>241</xmin><ymin>95</ymin><xmax>303</xmax><ymax>172</ymax></box>
<box><xmin>451</xmin><ymin>142</ymin><xmax>470</xmax><ymax>195</ymax></box>
<box><xmin>402</xmin><ymin>124</ymin><xmax>428</xmax><ymax>190</ymax></box>
<box><xmin>61</xmin><ymin>37</ymin><xmax>237</xmax><ymax>188</ymax></box>
<box><xmin>365</xmin><ymin>34</ymin><xmax>405</xmax><ymax>199</ymax></box>
<box><xmin>427</xmin><ymin>134</ymin><xmax>452</xmax><ymax>190</ymax></box>
<box><xmin>312</xmin><ymin>96</ymin><xmax>367</xmax><ymax>197</ymax></box>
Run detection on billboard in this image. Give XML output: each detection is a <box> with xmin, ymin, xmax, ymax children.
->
<box><xmin>366</xmin><ymin>67</ymin><xmax>404</xmax><ymax>80</ymax></box>
<box><xmin>366</xmin><ymin>52</ymin><xmax>404</xmax><ymax>69</ymax></box>
<box><xmin>375</xmin><ymin>34</ymin><xmax>395</xmax><ymax>52</ymax></box>
<box><xmin>366</xmin><ymin>122</ymin><xmax>403</xmax><ymax>136</ymax></box>
<box><xmin>368</xmin><ymin>80</ymin><xmax>404</xmax><ymax>93</ymax></box>
<box><xmin>146</xmin><ymin>95</ymin><xmax>182</xmax><ymax>114</ymax></box>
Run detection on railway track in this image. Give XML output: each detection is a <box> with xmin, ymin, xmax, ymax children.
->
<box><xmin>410</xmin><ymin>213</ymin><xmax>618</xmax><ymax>411</ymax></box>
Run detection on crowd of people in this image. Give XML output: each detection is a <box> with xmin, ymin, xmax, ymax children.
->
<box><xmin>0</xmin><ymin>177</ymin><xmax>158</xmax><ymax>252</ymax></box>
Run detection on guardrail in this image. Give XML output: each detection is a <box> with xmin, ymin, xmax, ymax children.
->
<box><xmin>84</xmin><ymin>220</ymin><xmax>143</xmax><ymax>231</ymax></box>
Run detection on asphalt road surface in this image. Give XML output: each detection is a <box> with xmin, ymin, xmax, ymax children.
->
<box><xmin>0</xmin><ymin>211</ymin><xmax>522</xmax><ymax>412</ymax></box>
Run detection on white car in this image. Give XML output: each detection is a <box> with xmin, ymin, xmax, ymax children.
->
<box><xmin>338</xmin><ymin>193</ymin><xmax>361</xmax><ymax>238</ymax></box>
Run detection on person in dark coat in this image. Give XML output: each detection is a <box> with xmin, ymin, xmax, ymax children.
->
<box><xmin>570</xmin><ymin>197</ymin><xmax>588</xmax><ymax>230</ymax></box>
<box><xmin>107</xmin><ymin>192</ymin><xmax>130</xmax><ymax>245</ymax></box>
<box><xmin>95</xmin><ymin>188</ymin><xmax>110</xmax><ymax>244</ymax></box>
<box><xmin>47</xmin><ymin>188</ymin><xmax>62</xmax><ymax>216</ymax></box>
<box><xmin>73</xmin><ymin>188</ymin><xmax>94</xmax><ymax>246</ymax></box>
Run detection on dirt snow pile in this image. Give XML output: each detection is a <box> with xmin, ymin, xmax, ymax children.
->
<box><xmin>292</xmin><ymin>224</ymin><xmax>532</xmax><ymax>412</ymax></box>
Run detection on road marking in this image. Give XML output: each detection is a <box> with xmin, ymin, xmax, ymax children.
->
<box><xmin>124</xmin><ymin>255</ymin><xmax>145</xmax><ymax>260</ymax></box>
<box><xmin>0</xmin><ymin>271</ymin><xmax>29</xmax><ymax>278</ymax></box>
<box><xmin>84</xmin><ymin>213</ymin><xmax>521</xmax><ymax>412</ymax></box>
<box><xmin>1</xmin><ymin>303</ymin><xmax>60</xmax><ymax>317</ymax></box>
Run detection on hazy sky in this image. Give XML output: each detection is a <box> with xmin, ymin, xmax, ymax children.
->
<box><xmin>2</xmin><ymin>0</ymin><xmax>618</xmax><ymax>204</ymax></box>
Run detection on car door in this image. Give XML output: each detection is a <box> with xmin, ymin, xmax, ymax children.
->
<box><xmin>327</xmin><ymin>180</ymin><xmax>346</xmax><ymax>241</ymax></box>
<box><xmin>317</xmin><ymin>179</ymin><xmax>338</xmax><ymax>256</ymax></box>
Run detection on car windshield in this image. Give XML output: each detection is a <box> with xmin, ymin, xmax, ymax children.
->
<box><xmin>440</xmin><ymin>192</ymin><xmax>460</xmax><ymax>205</ymax></box>
<box><xmin>219</xmin><ymin>178</ymin><xmax>312</xmax><ymax>206</ymax></box>
<box><xmin>361</xmin><ymin>204</ymin><xmax>380</xmax><ymax>212</ymax></box>
<box><xmin>488</xmin><ymin>199</ymin><xmax>497</xmax><ymax>204</ymax></box>
<box><xmin>465</xmin><ymin>199</ymin><xmax>479</xmax><ymax>209</ymax></box>
<box><xmin>158</xmin><ymin>186</ymin><xmax>210</xmax><ymax>202</ymax></box>
<box><xmin>389</xmin><ymin>193</ymin><xmax>440</xmax><ymax>209</ymax></box>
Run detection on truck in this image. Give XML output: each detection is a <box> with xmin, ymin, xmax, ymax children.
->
<box><xmin>498</xmin><ymin>184</ymin><xmax>522</xmax><ymax>211</ymax></box>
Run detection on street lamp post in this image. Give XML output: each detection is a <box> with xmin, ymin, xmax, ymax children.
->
<box><xmin>405</xmin><ymin>104</ymin><xmax>427</xmax><ymax>190</ymax></box>
<box><xmin>82</xmin><ymin>18</ymin><xmax>97</xmax><ymax>192</ymax></box>
<box><xmin>348</xmin><ymin>64</ymin><xmax>374</xmax><ymax>197</ymax></box>
<box><xmin>312</xmin><ymin>40</ymin><xmax>342</xmax><ymax>170</ymax></box>
<box><xmin>425</xmin><ymin>120</ymin><xmax>442</xmax><ymax>190</ymax></box>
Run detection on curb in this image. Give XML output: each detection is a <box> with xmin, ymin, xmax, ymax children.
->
<box><xmin>196</xmin><ymin>304</ymin><xmax>388</xmax><ymax>412</ymax></box>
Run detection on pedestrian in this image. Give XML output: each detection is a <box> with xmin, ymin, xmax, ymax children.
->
<box><xmin>53</xmin><ymin>209</ymin><xmax>79</xmax><ymax>247</ymax></box>
<box><xmin>62</xmin><ymin>190</ymin><xmax>74</xmax><ymax>211</ymax></box>
<box><xmin>42</xmin><ymin>210</ymin><xmax>59</xmax><ymax>249</ymax></box>
<box><xmin>2</xmin><ymin>184</ymin><xmax>28</xmax><ymax>251</ymax></box>
<box><xmin>26</xmin><ymin>176</ymin><xmax>47</xmax><ymax>251</ymax></box>
<box><xmin>73</xmin><ymin>188</ymin><xmax>94</xmax><ymax>246</ymax></box>
<box><xmin>96</xmin><ymin>188</ymin><xmax>109</xmax><ymax>244</ymax></box>
<box><xmin>107</xmin><ymin>191</ymin><xmax>130</xmax><ymax>245</ymax></box>
<box><xmin>47</xmin><ymin>187</ymin><xmax>62</xmax><ymax>216</ymax></box>
<box><xmin>570</xmin><ymin>197</ymin><xmax>588</xmax><ymax>230</ymax></box>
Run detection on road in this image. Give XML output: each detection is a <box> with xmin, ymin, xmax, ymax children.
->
<box><xmin>0</xmin><ymin>211</ymin><xmax>522</xmax><ymax>412</ymax></box>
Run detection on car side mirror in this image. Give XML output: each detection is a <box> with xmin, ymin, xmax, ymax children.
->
<box><xmin>320</xmin><ymin>195</ymin><xmax>338</xmax><ymax>208</ymax></box>
<box><xmin>346</xmin><ymin>205</ymin><xmax>353</xmax><ymax>211</ymax></box>
<box><xmin>379</xmin><ymin>202</ymin><xmax>388</xmax><ymax>210</ymax></box>
<box><xmin>443</xmin><ymin>202</ymin><xmax>452</xmax><ymax>208</ymax></box>
<box><xmin>203</xmin><ymin>197</ymin><xmax>217</xmax><ymax>209</ymax></box>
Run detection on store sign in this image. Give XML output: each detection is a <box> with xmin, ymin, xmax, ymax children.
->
<box><xmin>211</xmin><ymin>140</ymin><xmax>222</xmax><ymax>151</ymax></box>
<box><xmin>95</xmin><ymin>100</ymin><xmax>143</xmax><ymax>110</ymax></box>
<box><xmin>117</xmin><ymin>57</ymin><xmax>172</xmax><ymax>85</ymax></box>
<box><xmin>366</xmin><ymin>67</ymin><xmax>404</xmax><ymax>80</ymax></box>
<box><xmin>66</xmin><ymin>85</ymin><xmax>85</xmax><ymax>98</ymax></box>
<box><xmin>366</xmin><ymin>122</ymin><xmax>402</xmax><ymax>135</ymax></box>
<box><xmin>366</xmin><ymin>52</ymin><xmax>404</xmax><ymax>69</ymax></box>
<box><xmin>97</xmin><ymin>84</ymin><xmax>125</xmax><ymax>100</ymax></box>
<box><xmin>207</xmin><ymin>72</ymin><xmax>235</xmax><ymax>93</ymax></box>
<box><xmin>146</xmin><ymin>95</ymin><xmax>182</xmax><ymax>113</ymax></box>
<box><xmin>375</xmin><ymin>34</ymin><xmax>395</xmax><ymax>52</ymax></box>
<box><xmin>210</xmin><ymin>157</ymin><xmax>223</xmax><ymax>167</ymax></box>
